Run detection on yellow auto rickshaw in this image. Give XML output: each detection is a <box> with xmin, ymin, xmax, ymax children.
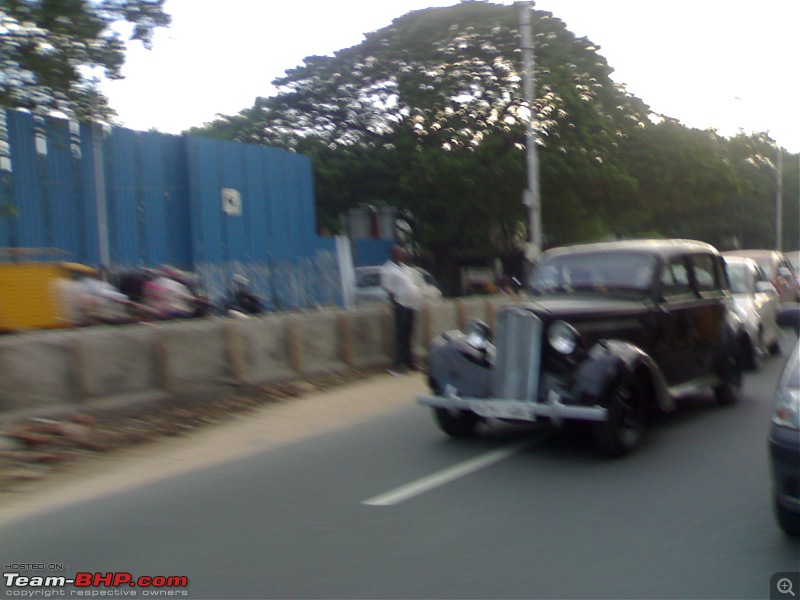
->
<box><xmin>0</xmin><ymin>248</ymin><xmax>96</xmax><ymax>332</ymax></box>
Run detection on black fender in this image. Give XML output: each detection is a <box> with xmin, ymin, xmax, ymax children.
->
<box><xmin>570</xmin><ymin>339</ymin><xmax>673</xmax><ymax>412</ymax></box>
<box><xmin>426</xmin><ymin>331</ymin><xmax>491</xmax><ymax>398</ymax></box>
<box><xmin>714</xmin><ymin>307</ymin><xmax>748</xmax><ymax>377</ymax></box>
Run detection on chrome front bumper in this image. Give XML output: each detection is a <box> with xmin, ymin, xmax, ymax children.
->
<box><xmin>417</xmin><ymin>388</ymin><xmax>608</xmax><ymax>426</ymax></box>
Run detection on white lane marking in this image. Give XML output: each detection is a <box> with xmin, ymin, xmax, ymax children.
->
<box><xmin>362</xmin><ymin>440</ymin><xmax>531</xmax><ymax>506</ymax></box>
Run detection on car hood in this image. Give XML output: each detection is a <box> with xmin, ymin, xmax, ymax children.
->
<box><xmin>505</xmin><ymin>295</ymin><xmax>651</xmax><ymax>321</ymax></box>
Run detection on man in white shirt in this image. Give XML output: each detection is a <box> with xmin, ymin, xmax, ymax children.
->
<box><xmin>381</xmin><ymin>245</ymin><xmax>423</xmax><ymax>372</ymax></box>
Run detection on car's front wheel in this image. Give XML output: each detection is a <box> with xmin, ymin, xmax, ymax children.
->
<box><xmin>593</xmin><ymin>376</ymin><xmax>647</xmax><ymax>457</ymax></box>
<box><xmin>433</xmin><ymin>408</ymin><xmax>480</xmax><ymax>438</ymax></box>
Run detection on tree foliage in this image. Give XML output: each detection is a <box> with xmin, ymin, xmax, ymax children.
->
<box><xmin>0</xmin><ymin>0</ymin><xmax>170</xmax><ymax>121</ymax></box>
<box><xmin>196</xmin><ymin>2</ymin><xmax>650</xmax><ymax>262</ymax></box>
<box><xmin>617</xmin><ymin>119</ymin><xmax>742</xmax><ymax>239</ymax></box>
<box><xmin>194</xmin><ymin>0</ymin><xmax>799</xmax><ymax>287</ymax></box>
<box><xmin>720</xmin><ymin>132</ymin><xmax>799</xmax><ymax>250</ymax></box>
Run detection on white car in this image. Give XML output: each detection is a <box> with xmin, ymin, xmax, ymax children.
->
<box><xmin>724</xmin><ymin>249</ymin><xmax>800</xmax><ymax>303</ymax></box>
<box><xmin>724</xmin><ymin>256</ymin><xmax>781</xmax><ymax>369</ymax></box>
<box><xmin>354</xmin><ymin>265</ymin><xmax>443</xmax><ymax>306</ymax></box>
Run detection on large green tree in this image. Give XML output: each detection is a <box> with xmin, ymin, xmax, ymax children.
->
<box><xmin>718</xmin><ymin>133</ymin><xmax>799</xmax><ymax>250</ymax></box>
<box><xmin>196</xmin><ymin>2</ymin><xmax>651</xmax><ymax>263</ymax></box>
<box><xmin>195</xmin><ymin>0</ymin><xmax>799</xmax><ymax>276</ymax></box>
<box><xmin>616</xmin><ymin>119</ymin><xmax>744</xmax><ymax>245</ymax></box>
<box><xmin>0</xmin><ymin>0</ymin><xmax>170</xmax><ymax>121</ymax></box>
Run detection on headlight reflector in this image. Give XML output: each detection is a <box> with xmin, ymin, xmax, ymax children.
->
<box><xmin>772</xmin><ymin>388</ymin><xmax>800</xmax><ymax>429</ymax></box>
<box><xmin>548</xmin><ymin>320</ymin><xmax>579</xmax><ymax>355</ymax></box>
<box><xmin>464</xmin><ymin>319</ymin><xmax>491</xmax><ymax>351</ymax></box>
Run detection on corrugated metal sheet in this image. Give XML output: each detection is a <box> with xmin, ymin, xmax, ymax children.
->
<box><xmin>185</xmin><ymin>136</ymin><xmax>321</xmax><ymax>265</ymax></box>
<box><xmin>1</xmin><ymin>109</ymin><xmax>327</xmax><ymax>269</ymax></box>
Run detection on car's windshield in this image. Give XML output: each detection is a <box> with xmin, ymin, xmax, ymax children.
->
<box><xmin>530</xmin><ymin>252</ymin><xmax>656</xmax><ymax>295</ymax></box>
<box><xmin>726</xmin><ymin>262</ymin><xmax>752</xmax><ymax>294</ymax></box>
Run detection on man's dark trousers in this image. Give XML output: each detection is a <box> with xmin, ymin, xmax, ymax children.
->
<box><xmin>393</xmin><ymin>302</ymin><xmax>416</xmax><ymax>369</ymax></box>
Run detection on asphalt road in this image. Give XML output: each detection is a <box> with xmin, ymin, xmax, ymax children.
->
<box><xmin>1</xmin><ymin>337</ymin><xmax>798</xmax><ymax>599</ymax></box>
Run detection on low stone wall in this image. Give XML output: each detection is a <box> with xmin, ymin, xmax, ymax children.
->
<box><xmin>0</xmin><ymin>297</ymin><xmax>513</xmax><ymax>420</ymax></box>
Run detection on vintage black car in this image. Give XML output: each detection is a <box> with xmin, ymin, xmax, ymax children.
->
<box><xmin>418</xmin><ymin>239</ymin><xmax>747</xmax><ymax>456</ymax></box>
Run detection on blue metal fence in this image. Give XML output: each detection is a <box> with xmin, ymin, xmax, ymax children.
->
<box><xmin>0</xmin><ymin>109</ymin><xmax>341</xmax><ymax>309</ymax></box>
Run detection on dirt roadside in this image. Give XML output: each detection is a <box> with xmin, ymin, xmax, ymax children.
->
<box><xmin>0</xmin><ymin>370</ymin><xmax>427</xmax><ymax>525</ymax></box>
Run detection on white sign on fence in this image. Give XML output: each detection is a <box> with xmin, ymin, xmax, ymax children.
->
<box><xmin>221</xmin><ymin>188</ymin><xmax>242</xmax><ymax>216</ymax></box>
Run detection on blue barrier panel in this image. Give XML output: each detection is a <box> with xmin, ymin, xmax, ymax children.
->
<box><xmin>77</xmin><ymin>121</ymin><xmax>100</xmax><ymax>265</ymax></box>
<box><xmin>0</xmin><ymin>109</ymin><xmax>341</xmax><ymax>307</ymax></box>
<box><xmin>244</xmin><ymin>143</ymin><xmax>270</xmax><ymax>262</ymax></box>
<box><xmin>44</xmin><ymin>118</ymin><xmax>83</xmax><ymax>258</ymax></box>
<box><xmin>7</xmin><ymin>112</ymin><xmax>45</xmax><ymax>249</ymax></box>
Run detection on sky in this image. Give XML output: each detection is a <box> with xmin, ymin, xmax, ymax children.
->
<box><xmin>100</xmin><ymin>0</ymin><xmax>800</xmax><ymax>152</ymax></box>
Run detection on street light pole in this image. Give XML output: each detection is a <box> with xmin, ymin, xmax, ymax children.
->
<box><xmin>734</xmin><ymin>98</ymin><xmax>785</xmax><ymax>252</ymax></box>
<box><xmin>519</xmin><ymin>1</ymin><xmax>542</xmax><ymax>262</ymax></box>
<box><xmin>775</xmin><ymin>144</ymin><xmax>783</xmax><ymax>250</ymax></box>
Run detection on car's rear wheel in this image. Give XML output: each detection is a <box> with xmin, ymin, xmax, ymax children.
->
<box><xmin>593</xmin><ymin>376</ymin><xmax>647</xmax><ymax>457</ymax></box>
<box><xmin>433</xmin><ymin>408</ymin><xmax>479</xmax><ymax>438</ymax></box>
<box><xmin>774</xmin><ymin>497</ymin><xmax>800</xmax><ymax>536</ymax></box>
<box><xmin>714</xmin><ymin>345</ymin><xmax>743</xmax><ymax>406</ymax></box>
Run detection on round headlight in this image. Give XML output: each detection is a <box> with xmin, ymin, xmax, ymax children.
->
<box><xmin>464</xmin><ymin>319</ymin><xmax>491</xmax><ymax>351</ymax></box>
<box><xmin>548</xmin><ymin>320</ymin><xmax>579</xmax><ymax>355</ymax></box>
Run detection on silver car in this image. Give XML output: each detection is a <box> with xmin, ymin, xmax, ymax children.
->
<box><xmin>724</xmin><ymin>256</ymin><xmax>781</xmax><ymax>369</ymax></box>
<box><xmin>724</xmin><ymin>249</ymin><xmax>800</xmax><ymax>303</ymax></box>
<box><xmin>770</xmin><ymin>305</ymin><xmax>800</xmax><ymax>536</ymax></box>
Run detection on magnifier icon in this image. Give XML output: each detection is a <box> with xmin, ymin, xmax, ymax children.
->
<box><xmin>778</xmin><ymin>578</ymin><xmax>796</xmax><ymax>597</ymax></box>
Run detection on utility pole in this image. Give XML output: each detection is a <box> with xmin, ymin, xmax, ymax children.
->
<box><xmin>775</xmin><ymin>144</ymin><xmax>783</xmax><ymax>250</ymax></box>
<box><xmin>519</xmin><ymin>1</ymin><xmax>541</xmax><ymax>263</ymax></box>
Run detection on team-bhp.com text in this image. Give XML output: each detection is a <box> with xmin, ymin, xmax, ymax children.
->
<box><xmin>4</xmin><ymin>573</ymin><xmax>189</xmax><ymax>597</ymax></box>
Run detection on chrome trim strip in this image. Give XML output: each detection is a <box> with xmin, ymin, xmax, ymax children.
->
<box><xmin>417</xmin><ymin>393</ymin><xmax>608</xmax><ymax>424</ymax></box>
<box><xmin>666</xmin><ymin>376</ymin><xmax>721</xmax><ymax>399</ymax></box>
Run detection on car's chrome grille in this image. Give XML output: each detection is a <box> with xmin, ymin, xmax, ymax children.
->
<box><xmin>490</xmin><ymin>308</ymin><xmax>542</xmax><ymax>402</ymax></box>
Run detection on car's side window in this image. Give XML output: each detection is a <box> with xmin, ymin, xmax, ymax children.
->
<box><xmin>660</xmin><ymin>257</ymin><xmax>693</xmax><ymax>300</ymax></box>
<box><xmin>715</xmin><ymin>256</ymin><xmax>731</xmax><ymax>292</ymax></box>
<box><xmin>779</xmin><ymin>259</ymin><xmax>795</xmax><ymax>276</ymax></box>
<box><xmin>691</xmin><ymin>254</ymin><xmax>720</xmax><ymax>295</ymax></box>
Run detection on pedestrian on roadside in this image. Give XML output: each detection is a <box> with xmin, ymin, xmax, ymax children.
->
<box><xmin>143</xmin><ymin>266</ymin><xmax>194</xmax><ymax>320</ymax></box>
<box><xmin>226</xmin><ymin>274</ymin><xmax>263</xmax><ymax>316</ymax></box>
<box><xmin>381</xmin><ymin>245</ymin><xmax>423</xmax><ymax>373</ymax></box>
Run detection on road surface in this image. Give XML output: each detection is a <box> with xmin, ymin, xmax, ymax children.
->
<box><xmin>1</xmin><ymin>337</ymin><xmax>798</xmax><ymax>599</ymax></box>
